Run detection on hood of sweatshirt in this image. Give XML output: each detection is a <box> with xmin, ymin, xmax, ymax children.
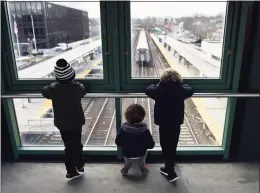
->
<box><xmin>122</xmin><ymin>122</ymin><xmax>148</xmax><ymax>134</ymax></box>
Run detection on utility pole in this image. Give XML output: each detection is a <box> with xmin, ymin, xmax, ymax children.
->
<box><xmin>31</xmin><ymin>15</ymin><xmax>38</xmax><ymax>51</ymax></box>
<box><xmin>13</xmin><ymin>14</ymin><xmax>21</xmax><ymax>63</ymax></box>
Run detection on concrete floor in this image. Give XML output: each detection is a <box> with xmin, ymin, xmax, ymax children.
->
<box><xmin>2</xmin><ymin>163</ymin><xmax>259</xmax><ymax>193</ymax></box>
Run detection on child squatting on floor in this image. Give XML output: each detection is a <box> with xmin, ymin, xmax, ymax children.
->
<box><xmin>115</xmin><ymin>104</ymin><xmax>155</xmax><ymax>176</ymax></box>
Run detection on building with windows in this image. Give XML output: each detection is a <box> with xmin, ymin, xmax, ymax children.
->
<box><xmin>7</xmin><ymin>2</ymin><xmax>89</xmax><ymax>50</ymax></box>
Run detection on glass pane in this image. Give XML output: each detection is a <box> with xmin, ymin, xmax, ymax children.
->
<box><xmin>121</xmin><ymin>97</ymin><xmax>228</xmax><ymax>146</ymax></box>
<box><xmin>13</xmin><ymin>98</ymin><xmax>116</xmax><ymax>146</ymax></box>
<box><xmin>7</xmin><ymin>2</ymin><xmax>103</xmax><ymax>79</ymax></box>
<box><xmin>131</xmin><ymin>2</ymin><xmax>227</xmax><ymax>78</ymax></box>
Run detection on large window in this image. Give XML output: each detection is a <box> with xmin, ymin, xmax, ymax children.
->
<box><xmin>13</xmin><ymin>97</ymin><xmax>227</xmax><ymax>148</ymax></box>
<box><xmin>131</xmin><ymin>2</ymin><xmax>227</xmax><ymax>79</ymax></box>
<box><xmin>2</xmin><ymin>1</ymin><xmax>250</xmax><ymax>158</ymax></box>
<box><xmin>13</xmin><ymin>98</ymin><xmax>116</xmax><ymax>147</ymax></box>
<box><xmin>7</xmin><ymin>1</ymin><xmax>103</xmax><ymax>80</ymax></box>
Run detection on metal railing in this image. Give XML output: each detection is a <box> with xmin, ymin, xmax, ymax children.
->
<box><xmin>1</xmin><ymin>93</ymin><xmax>259</xmax><ymax>98</ymax></box>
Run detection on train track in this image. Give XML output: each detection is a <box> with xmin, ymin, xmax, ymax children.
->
<box><xmin>149</xmin><ymin>99</ymin><xmax>160</xmax><ymax>144</ymax></box>
<box><xmin>147</xmin><ymin>33</ymin><xmax>164</xmax><ymax>76</ymax></box>
<box><xmin>132</xmin><ymin>31</ymin><xmax>141</xmax><ymax>77</ymax></box>
<box><xmin>135</xmin><ymin>98</ymin><xmax>152</xmax><ymax>134</ymax></box>
<box><xmin>84</xmin><ymin>98</ymin><xmax>115</xmax><ymax>146</ymax></box>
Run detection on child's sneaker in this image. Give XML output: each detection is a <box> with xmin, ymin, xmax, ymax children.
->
<box><xmin>76</xmin><ymin>162</ymin><xmax>85</xmax><ymax>173</ymax></box>
<box><xmin>76</xmin><ymin>166</ymin><xmax>84</xmax><ymax>173</ymax></box>
<box><xmin>160</xmin><ymin>167</ymin><xmax>169</xmax><ymax>176</ymax></box>
<box><xmin>121</xmin><ymin>164</ymin><xmax>129</xmax><ymax>176</ymax></box>
<box><xmin>168</xmin><ymin>172</ymin><xmax>179</xmax><ymax>183</ymax></box>
<box><xmin>66</xmin><ymin>171</ymin><xmax>82</xmax><ymax>179</ymax></box>
<box><xmin>140</xmin><ymin>164</ymin><xmax>149</xmax><ymax>175</ymax></box>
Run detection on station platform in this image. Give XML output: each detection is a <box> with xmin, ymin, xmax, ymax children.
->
<box><xmin>151</xmin><ymin>34</ymin><xmax>227</xmax><ymax>145</ymax></box>
<box><xmin>18</xmin><ymin>39</ymin><xmax>101</xmax><ymax>79</ymax></box>
<box><xmin>2</xmin><ymin>162</ymin><xmax>258</xmax><ymax>193</ymax></box>
<box><xmin>155</xmin><ymin>34</ymin><xmax>220</xmax><ymax>77</ymax></box>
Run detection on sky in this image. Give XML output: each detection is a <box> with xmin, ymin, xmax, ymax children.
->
<box><xmin>131</xmin><ymin>2</ymin><xmax>227</xmax><ymax>18</ymax></box>
<box><xmin>10</xmin><ymin>0</ymin><xmax>227</xmax><ymax>18</ymax></box>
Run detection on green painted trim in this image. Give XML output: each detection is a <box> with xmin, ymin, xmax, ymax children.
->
<box><xmin>7</xmin><ymin>84</ymin><xmax>114</xmax><ymax>94</ymax></box>
<box><xmin>150</xmin><ymin>146</ymin><xmax>224</xmax><ymax>155</ymax></box>
<box><xmin>1</xmin><ymin>2</ymin><xmax>15</xmax><ymax>91</ymax></box>
<box><xmin>220</xmin><ymin>2</ymin><xmax>235</xmax><ymax>83</ymax></box>
<box><xmin>106</xmin><ymin>1</ymin><xmax>121</xmax><ymax>92</ymax></box>
<box><xmin>222</xmin><ymin>98</ymin><xmax>237</xmax><ymax>159</ymax></box>
<box><xmin>225</xmin><ymin>3</ymin><xmax>242</xmax><ymax>89</ymax></box>
<box><xmin>18</xmin><ymin>146</ymin><xmax>117</xmax><ymax>155</ymax></box>
<box><xmin>118</xmin><ymin>1</ymin><xmax>131</xmax><ymax>90</ymax></box>
<box><xmin>17</xmin><ymin>146</ymin><xmax>224</xmax><ymax>156</ymax></box>
<box><xmin>2</xmin><ymin>99</ymin><xmax>22</xmax><ymax>160</ymax></box>
<box><xmin>231</xmin><ymin>2</ymin><xmax>253</xmax><ymax>92</ymax></box>
<box><xmin>100</xmin><ymin>1</ymin><xmax>111</xmax><ymax>86</ymax></box>
<box><xmin>119</xmin><ymin>83</ymin><xmax>232</xmax><ymax>92</ymax></box>
<box><xmin>223</xmin><ymin>2</ymin><xmax>254</xmax><ymax>159</ymax></box>
<box><xmin>115</xmin><ymin>98</ymin><xmax>122</xmax><ymax>159</ymax></box>
<box><xmin>106</xmin><ymin>2</ymin><xmax>123</xmax><ymax>158</ymax></box>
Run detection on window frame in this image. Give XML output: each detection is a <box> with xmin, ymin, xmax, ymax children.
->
<box><xmin>1</xmin><ymin>1</ymin><xmax>253</xmax><ymax>160</ymax></box>
<box><xmin>118</xmin><ymin>2</ymin><xmax>245</xmax><ymax>92</ymax></box>
<box><xmin>2</xmin><ymin>2</ymin><xmax>114</xmax><ymax>93</ymax></box>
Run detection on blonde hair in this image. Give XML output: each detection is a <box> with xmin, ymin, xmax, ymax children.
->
<box><xmin>160</xmin><ymin>68</ymin><xmax>183</xmax><ymax>83</ymax></box>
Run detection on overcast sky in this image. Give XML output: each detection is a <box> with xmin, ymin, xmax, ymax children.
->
<box><xmin>52</xmin><ymin>1</ymin><xmax>226</xmax><ymax>18</ymax></box>
<box><xmin>12</xmin><ymin>0</ymin><xmax>227</xmax><ymax>18</ymax></box>
<box><xmin>131</xmin><ymin>2</ymin><xmax>227</xmax><ymax>18</ymax></box>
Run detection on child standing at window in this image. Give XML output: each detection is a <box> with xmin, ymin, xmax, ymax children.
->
<box><xmin>115</xmin><ymin>104</ymin><xmax>155</xmax><ymax>176</ymax></box>
<box><xmin>42</xmin><ymin>58</ymin><xmax>87</xmax><ymax>179</ymax></box>
<box><xmin>144</xmin><ymin>68</ymin><xmax>194</xmax><ymax>182</ymax></box>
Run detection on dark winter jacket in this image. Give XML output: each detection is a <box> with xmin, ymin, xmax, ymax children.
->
<box><xmin>144</xmin><ymin>82</ymin><xmax>194</xmax><ymax>127</ymax></box>
<box><xmin>115</xmin><ymin>122</ymin><xmax>155</xmax><ymax>158</ymax></box>
<box><xmin>42</xmin><ymin>81</ymin><xmax>87</xmax><ymax>131</ymax></box>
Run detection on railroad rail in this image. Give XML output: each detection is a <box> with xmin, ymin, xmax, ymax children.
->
<box><xmin>85</xmin><ymin>98</ymin><xmax>115</xmax><ymax>146</ymax></box>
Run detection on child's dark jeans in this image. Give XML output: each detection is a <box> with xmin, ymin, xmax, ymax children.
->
<box><xmin>60</xmin><ymin>127</ymin><xmax>84</xmax><ymax>173</ymax></box>
<box><xmin>159</xmin><ymin>125</ymin><xmax>181</xmax><ymax>176</ymax></box>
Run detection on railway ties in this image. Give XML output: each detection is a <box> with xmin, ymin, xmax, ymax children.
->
<box><xmin>82</xmin><ymin>98</ymin><xmax>95</xmax><ymax>119</ymax></box>
<box><xmin>148</xmin><ymin>99</ymin><xmax>160</xmax><ymax>144</ymax></box>
<box><xmin>147</xmin><ymin>33</ymin><xmax>167</xmax><ymax>76</ymax></box>
<box><xmin>104</xmin><ymin>112</ymin><xmax>116</xmax><ymax>146</ymax></box>
<box><xmin>85</xmin><ymin>98</ymin><xmax>115</xmax><ymax>146</ymax></box>
<box><xmin>136</xmin><ymin>98</ymin><xmax>150</xmax><ymax>130</ymax></box>
<box><xmin>179</xmin><ymin>115</ymin><xmax>199</xmax><ymax>146</ymax></box>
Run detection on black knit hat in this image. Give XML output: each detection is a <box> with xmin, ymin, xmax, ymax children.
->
<box><xmin>54</xmin><ymin>59</ymin><xmax>75</xmax><ymax>81</ymax></box>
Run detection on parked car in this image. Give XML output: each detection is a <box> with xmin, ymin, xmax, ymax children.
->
<box><xmin>53</xmin><ymin>43</ymin><xmax>72</xmax><ymax>52</ymax></box>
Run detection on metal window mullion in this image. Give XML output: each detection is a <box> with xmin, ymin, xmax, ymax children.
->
<box><xmin>99</xmin><ymin>1</ymin><xmax>112</xmax><ymax>87</ymax></box>
<box><xmin>105</xmin><ymin>2</ymin><xmax>122</xmax><ymax>157</ymax></box>
<box><xmin>222</xmin><ymin>98</ymin><xmax>237</xmax><ymax>159</ymax></box>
